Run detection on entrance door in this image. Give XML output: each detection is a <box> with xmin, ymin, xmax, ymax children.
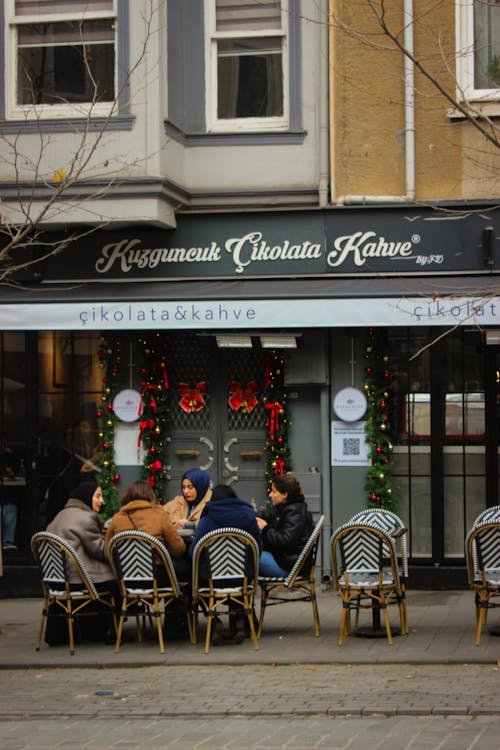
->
<box><xmin>485</xmin><ymin>345</ymin><xmax>500</xmax><ymax>509</ymax></box>
<box><xmin>164</xmin><ymin>334</ymin><xmax>268</xmax><ymax>509</ymax></box>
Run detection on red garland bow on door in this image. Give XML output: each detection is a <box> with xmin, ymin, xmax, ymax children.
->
<box><xmin>228</xmin><ymin>380</ymin><xmax>260</xmax><ymax>413</ymax></box>
<box><xmin>148</xmin><ymin>459</ymin><xmax>163</xmax><ymax>486</ymax></box>
<box><xmin>274</xmin><ymin>458</ymin><xmax>286</xmax><ymax>475</ymax></box>
<box><xmin>138</xmin><ymin>418</ymin><xmax>155</xmax><ymax>447</ymax></box>
<box><xmin>265</xmin><ymin>401</ymin><xmax>284</xmax><ymax>441</ymax></box>
<box><xmin>178</xmin><ymin>381</ymin><xmax>207</xmax><ymax>413</ymax></box>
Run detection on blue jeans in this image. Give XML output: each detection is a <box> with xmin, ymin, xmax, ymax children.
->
<box><xmin>259</xmin><ymin>551</ymin><xmax>288</xmax><ymax>577</ymax></box>
<box><xmin>1</xmin><ymin>503</ymin><xmax>17</xmax><ymax>544</ymax></box>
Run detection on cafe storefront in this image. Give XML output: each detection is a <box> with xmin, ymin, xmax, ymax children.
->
<box><xmin>1</xmin><ymin>203</ymin><xmax>499</xmax><ymax>594</ymax></box>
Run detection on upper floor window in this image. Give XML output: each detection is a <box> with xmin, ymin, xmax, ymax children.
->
<box><xmin>206</xmin><ymin>0</ymin><xmax>288</xmax><ymax>131</ymax></box>
<box><xmin>7</xmin><ymin>0</ymin><xmax>117</xmax><ymax>117</ymax></box>
<box><xmin>456</xmin><ymin>0</ymin><xmax>500</xmax><ymax>101</ymax></box>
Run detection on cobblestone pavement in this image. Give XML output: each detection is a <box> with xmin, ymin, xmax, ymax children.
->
<box><xmin>1</xmin><ymin>664</ymin><xmax>499</xmax><ymax>749</ymax></box>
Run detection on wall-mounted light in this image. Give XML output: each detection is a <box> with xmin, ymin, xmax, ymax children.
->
<box><xmin>486</xmin><ymin>330</ymin><xmax>500</xmax><ymax>346</ymax></box>
<box><xmin>216</xmin><ymin>335</ymin><xmax>253</xmax><ymax>348</ymax></box>
<box><xmin>260</xmin><ymin>335</ymin><xmax>298</xmax><ymax>349</ymax></box>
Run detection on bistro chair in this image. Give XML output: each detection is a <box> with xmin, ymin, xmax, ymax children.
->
<box><xmin>108</xmin><ymin>530</ymin><xmax>193</xmax><ymax>653</ymax></box>
<box><xmin>349</xmin><ymin>508</ymin><xmax>408</xmax><ymax>627</ymax></box>
<box><xmin>191</xmin><ymin>528</ymin><xmax>260</xmax><ymax>653</ymax></box>
<box><xmin>465</xmin><ymin>520</ymin><xmax>500</xmax><ymax>646</ymax></box>
<box><xmin>257</xmin><ymin>515</ymin><xmax>325</xmax><ymax>638</ymax></box>
<box><xmin>331</xmin><ymin>521</ymin><xmax>408</xmax><ymax>645</ymax></box>
<box><xmin>31</xmin><ymin>531</ymin><xmax>117</xmax><ymax>655</ymax></box>
<box><xmin>472</xmin><ymin>505</ymin><xmax>500</xmax><ymax>528</ymax></box>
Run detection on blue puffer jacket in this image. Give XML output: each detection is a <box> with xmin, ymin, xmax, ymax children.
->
<box><xmin>189</xmin><ymin>496</ymin><xmax>262</xmax><ymax>579</ymax></box>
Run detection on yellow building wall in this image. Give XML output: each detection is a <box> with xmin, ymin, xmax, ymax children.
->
<box><xmin>329</xmin><ymin>0</ymin><xmax>498</xmax><ymax>202</ymax></box>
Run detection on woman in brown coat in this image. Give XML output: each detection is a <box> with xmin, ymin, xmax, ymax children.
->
<box><xmin>105</xmin><ymin>480</ymin><xmax>188</xmax><ymax>580</ymax></box>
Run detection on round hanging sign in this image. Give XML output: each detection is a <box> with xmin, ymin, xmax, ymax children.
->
<box><xmin>333</xmin><ymin>387</ymin><xmax>367</xmax><ymax>422</ymax></box>
<box><xmin>112</xmin><ymin>389</ymin><xmax>143</xmax><ymax>422</ymax></box>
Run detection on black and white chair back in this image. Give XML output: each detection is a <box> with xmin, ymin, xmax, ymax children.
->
<box><xmin>331</xmin><ymin>521</ymin><xmax>408</xmax><ymax>645</ymax></box>
<box><xmin>465</xmin><ymin>520</ymin><xmax>500</xmax><ymax>645</ymax></box>
<box><xmin>31</xmin><ymin>531</ymin><xmax>115</xmax><ymax>654</ymax></box>
<box><xmin>108</xmin><ymin>530</ymin><xmax>191</xmax><ymax>653</ymax></box>
<box><xmin>349</xmin><ymin>508</ymin><xmax>408</xmax><ymax>579</ymax></box>
<box><xmin>191</xmin><ymin>528</ymin><xmax>260</xmax><ymax>653</ymax></box>
<box><xmin>257</xmin><ymin>515</ymin><xmax>324</xmax><ymax>638</ymax></box>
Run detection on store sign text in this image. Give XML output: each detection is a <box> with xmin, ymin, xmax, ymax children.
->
<box><xmin>94</xmin><ymin>229</ymin><xmax>437</xmax><ymax>277</ymax></box>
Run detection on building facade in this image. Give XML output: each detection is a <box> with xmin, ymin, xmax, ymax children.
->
<box><xmin>0</xmin><ymin>1</ymin><xmax>499</xmax><ymax>593</ymax></box>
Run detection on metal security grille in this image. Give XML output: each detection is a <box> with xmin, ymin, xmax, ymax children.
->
<box><xmin>227</xmin><ymin>348</ymin><xmax>266</xmax><ymax>431</ymax></box>
<box><xmin>167</xmin><ymin>334</ymin><xmax>212</xmax><ymax>432</ymax></box>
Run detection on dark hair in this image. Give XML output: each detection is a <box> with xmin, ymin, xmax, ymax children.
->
<box><xmin>211</xmin><ymin>484</ymin><xmax>237</xmax><ymax>502</ymax></box>
<box><xmin>271</xmin><ymin>474</ymin><xmax>304</xmax><ymax>501</ymax></box>
<box><xmin>70</xmin><ymin>480</ymin><xmax>99</xmax><ymax>509</ymax></box>
<box><xmin>120</xmin><ymin>480</ymin><xmax>158</xmax><ymax>507</ymax></box>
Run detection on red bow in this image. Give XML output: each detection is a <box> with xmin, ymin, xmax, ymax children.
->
<box><xmin>274</xmin><ymin>458</ymin><xmax>286</xmax><ymax>475</ymax></box>
<box><xmin>228</xmin><ymin>380</ymin><xmax>259</xmax><ymax>413</ymax></box>
<box><xmin>179</xmin><ymin>382</ymin><xmax>207</xmax><ymax>413</ymax></box>
<box><xmin>266</xmin><ymin>401</ymin><xmax>284</xmax><ymax>441</ymax></box>
<box><xmin>138</xmin><ymin>419</ymin><xmax>155</xmax><ymax>446</ymax></box>
<box><xmin>148</xmin><ymin>459</ymin><xmax>163</xmax><ymax>486</ymax></box>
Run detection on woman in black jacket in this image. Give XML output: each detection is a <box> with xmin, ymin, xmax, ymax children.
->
<box><xmin>256</xmin><ymin>474</ymin><xmax>313</xmax><ymax>577</ymax></box>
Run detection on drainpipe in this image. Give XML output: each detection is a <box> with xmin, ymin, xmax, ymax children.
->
<box><xmin>404</xmin><ymin>0</ymin><xmax>416</xmax><ymax>201</ymax></box>
<box><xmin>318</xmin><ymin>2</ymin><xmax>329</xmax><ymax>207</ymax></box>
<box><xmin>334</xmin><ymin>0</ymin><xmax>416</xmax><ymax>204</ymax></box>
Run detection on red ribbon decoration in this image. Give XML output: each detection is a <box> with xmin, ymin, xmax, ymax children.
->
<box><xmin>153</xmin><ymin>360</ymin><xmax>169</xmax><ymax>390</ymax></box>
<box><xmin>266</xmin><ymin>401</ymin><xmax>284</xmax><ymax>441</ymax></box>
<box><xmin>228</xmin><ymin>380</ymin><xmax>260</xmax><ymax>413</ymax></box>
<box><xmin>178</xmin><ymin>381</ymin><xmax>207</xmax><ymax>413</ymax></box>
<box><xmin>138</xmin><ymin>419</ymin><xmax>155</xmax><ymax>447</ymax></box>
<box><xmin>148</xmin><ymin>459</ymin><xmax>163</xmax><ymax>486</ymax></box>
<box><xmin>263</xmin><ymin>356</ymin><xmax>273</xmax><ymax>389</ymax></box>
<box><xmin>274</xmin><ymin>458</ymin><xmax>286</xmax><ymax>475</ymax></box>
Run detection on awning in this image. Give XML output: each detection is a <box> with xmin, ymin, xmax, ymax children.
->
<box><xmin>0</xmin><ymin>276</ymin><xmax>499</xmax><ymax>330</ymax></box>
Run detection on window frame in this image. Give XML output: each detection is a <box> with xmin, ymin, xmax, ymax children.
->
<box><xmin>205</xmin><ymin>0</ymin><xmax>289</xmax><ymax>133</ymax></box>
<box><xmin>5</xmin><ymin>0</ymin><xmax>119</xmax><ymax>120</ymax></box>
<box><xmin>456</xmin><ymin>0</ymin><xmax>500</xmax><ymax>103</ymax></box>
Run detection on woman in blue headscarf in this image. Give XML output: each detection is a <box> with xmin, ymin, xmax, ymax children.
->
<box><xmin>164</xmin><ymin>467</ymin><xmax>212</xmax><ymax>528</ymax></box>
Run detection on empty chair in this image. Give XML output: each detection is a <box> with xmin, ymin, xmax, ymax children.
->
<box><xmin>108</xmin><ymin>530</ymin><xmax>193</xmax><ymax>653</ymax></box>
<box><xmin>472</xmin><ymin>505</ymin><xmax>500</xmax><ymax>527</ymax></box>
<box><xmin>331</xmin><ymin>521</ymin><xmax>408</xmax><ymax>645</ymax></box>
<box><xmin>257</xmin><ymin>515</ymin><xmax>324</xmax><ymax>638</ymax></box>
<box><xmin>191</xmin><ymin>528</ymin><xmax>260</xmax><ymax>653</ymax></box>
<box><xmin>465</xmin><ymin>520</ymin><xmax>500</xmax><ymax>646</ymax></box>
<box><xmin>31</xmin><ymin>531</ymin><xmax>116</xmax><ymax>654</ymax></box>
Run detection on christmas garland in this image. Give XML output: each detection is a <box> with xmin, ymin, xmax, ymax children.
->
<box><xmin>96</xmin><ymin>334</ymin><xmax>122</xmax><ymax>518</ymax></box>
<box><xmin>139</xmin><ymin>332</ymin><xmax>171</xmax><ymax>500</ymax></box>
<box><xmin>364</xmin><ymin>328</ymin><xmax>398</xmax><ymax>513</ymax></box>
<box><xmin>263</xmin><ymin>352</ymin><xmax>292</xmax><ymax>492</ymax></box>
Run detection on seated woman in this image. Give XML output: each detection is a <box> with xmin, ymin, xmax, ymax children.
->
<box><xmin>256</xmin><ymin>474</ymin><xmax>314</xmax><ymax>578</ymax></box>
<box><xmin>45</xmin><ymin>480</ymin><xmax>115</xmax><ymax>644</ymax></box>
<box><xmin>105</xmin><ymin>480</ymin><xmax>189</xmax><ymax>582</ymax></box>
<box><xmin>189</xmin><ymin>484</ymin><xmax>262</xmax><ymax>644</ymax></box>
<box><xmin>164</xmin><ymin>468</ymin><xmax>211</xmax><ymax>528</ymax></box>
<box><xmin>47</xmin><ymin>480</ymin><xmax>113</xmax><ymax>586</ymax></box>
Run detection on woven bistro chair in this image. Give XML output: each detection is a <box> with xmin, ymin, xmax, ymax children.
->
<box><xmin>465</xmin><ymin>520</ymin><xmax>500</xmax><ymax>645</ymax></box>
<box><xmin>331</xmin><ymin>521</ymin><xmax>408</xmax><ymax>645</ymax></box>
<box><xmin>349</xmin><ymin>508</ymin><xmax>408</xmax><ymax>628</ymax></box>
<box><xmin>191</xmin><ymin>528</ymin><xmax>260</xmax><ymax>653</ymax></box>
<box><xmin>257</xmin><ymin>515</ymin><xmax>324</xmax><ymax>638</ymax></box>
<box><xmin>472</xmin><ymin>505</ymin><xmax>500</xmax><ymax>527</ymax></box>
<box><xmin>108</xmin><ymin>530</ymin><xmax>193</xmax><ymax>653</ymax></box>
<box><xmin>31</xmin><ymin>531</ymin><xmax>116</xmax><ymax>655</ymax></box>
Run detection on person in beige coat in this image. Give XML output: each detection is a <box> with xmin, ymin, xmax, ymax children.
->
<box><xmin>46</xmin><ymin>480</ymin><xmax>113</xmax><ymax>585</ymax></box>
<box><xmin>164</xmin><ymin>468</ymin><xmax>212</xmax><ymax>528</ymax></box>
<box><xmin>105</xmin><ymin>480</ymin><xmax>188</xmax><ymax>580</ymax></box>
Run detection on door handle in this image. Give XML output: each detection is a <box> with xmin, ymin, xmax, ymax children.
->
<box><xmin>176</xmin><ymin>449</ymin><xmax>200</xmax><ymax>457</ymax></box>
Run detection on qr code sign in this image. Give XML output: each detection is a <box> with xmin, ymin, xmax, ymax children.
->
<box><xmin>343</xmin><ymin>438</ymin><xmax>360</xmax><ymax>456</ymax></box>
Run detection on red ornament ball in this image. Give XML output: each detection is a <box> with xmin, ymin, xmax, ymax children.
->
<box><xmin>113</xmin><ymin>473</ymin><xmax>120</xmax><ymax>482</ymax></box>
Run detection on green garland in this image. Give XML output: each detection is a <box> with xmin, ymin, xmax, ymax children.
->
<box><xmin>96</xmin><ymin>334</ymin><xmax>122</xmax><ymax>518</ymax></box>
<box><xmin>364</xmin><ymin>328</ymin><xmax>398</xmax><ymax>513</ymax></box>
<box><xmin>263</xmin><ymin>352</ymin><xmax>292</xmax><ymax>493</ymax></box>
<box><xmin>139</xmin><ymin>332</ymin><xmax>171</xmax><ymax>500</ymax></box>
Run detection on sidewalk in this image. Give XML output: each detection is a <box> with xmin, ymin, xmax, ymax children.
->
<box><xmin>1</xmin><ymin>587</ymin><xmax>499</xmax><ymax>668</ymax></box>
